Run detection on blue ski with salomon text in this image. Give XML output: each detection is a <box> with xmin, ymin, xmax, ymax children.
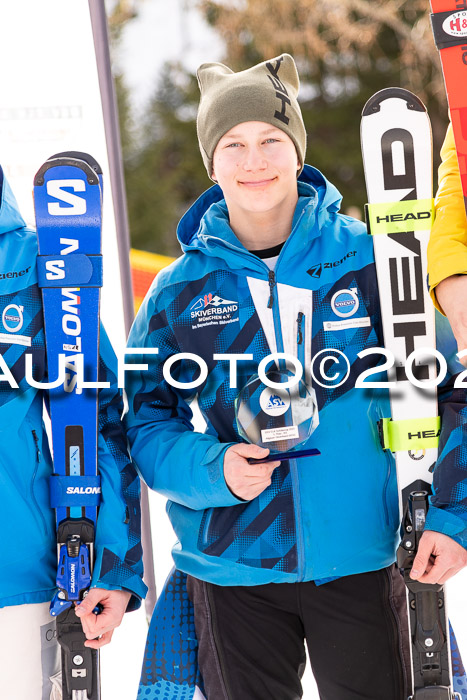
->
<box><xmin>34</xmin><ymin>153</ymin><xmax>103</xmax><ymax>700</ymax></box>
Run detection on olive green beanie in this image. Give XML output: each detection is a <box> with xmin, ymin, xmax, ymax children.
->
<box><xmin>196</xmin><ymin>54</ymin><xmax>307</xmax><ymax>179</ymax></box>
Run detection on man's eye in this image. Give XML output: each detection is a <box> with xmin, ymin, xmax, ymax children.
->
<box><xmin>226</xmin><ymin>142</ymin><xmax>241</xmax><ymax>148</ymax></box>
<box><xmin>264</xmin><ymin>138</ymin><xmax>279</xmax><ymax>144</ymax></box>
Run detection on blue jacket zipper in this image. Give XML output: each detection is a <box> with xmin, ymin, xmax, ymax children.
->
<box><xmin>31</xmin><ymin>429</ymin><xmax>47</xmax><ymax>535</ymax></box>
<box><xmin>297</xmin><ymin>312</ymin><xmax>304</xmax><ymax>355</ymax></box>
<box><xmin>294</xmin><ymin>312</ymin><xmax>306</xmax><ymax>580</ymax></box>
<box><xmin>296</xmin><ymin>312</ymin><xmax>306</xmax><ymax>398</ymax></box>
<box><xmin>266</xmin><ymin>269</ymin><xmax>306</xmax><ymax>582</ymax></box>
<box><xmin>267</xmin><ymin>270</ymin><xmax>275</xmax><ymax>309</ymax></box>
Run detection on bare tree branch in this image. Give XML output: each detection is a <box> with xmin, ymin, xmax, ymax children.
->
<box><xmin>197</xmin><ymin>0</ymin><xmax>445</xmax><ymax>106</ymax></box>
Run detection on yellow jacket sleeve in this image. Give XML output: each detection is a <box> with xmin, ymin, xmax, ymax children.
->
<box><xmin>428</xmin><ymin>123</ymin><xmax>467</xmax><ymax>312</ymax></box>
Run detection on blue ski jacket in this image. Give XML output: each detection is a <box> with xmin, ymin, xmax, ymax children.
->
<box><xmin>0</xmin><ymin>166</ymin><xmax>147</xmax><ymax>609</ymax></box>
<box><xmin>126</xmin><ymin>165</ymin><xmax>467</xmax><ymax>590</ymax></box>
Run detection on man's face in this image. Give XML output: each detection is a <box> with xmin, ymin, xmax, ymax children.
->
<box><xmin>211</xmin><ymin>121</ymin><xmax>301</xmax><ymax>218</ymax></box>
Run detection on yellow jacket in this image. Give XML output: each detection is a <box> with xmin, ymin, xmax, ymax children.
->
<box><xmin>428</xmin><ymin>123</ymin><xmax>467</xmax><ymax>311</ymax></box>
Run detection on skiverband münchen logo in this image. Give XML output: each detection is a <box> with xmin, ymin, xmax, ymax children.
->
<box><xmin>442</xmin><ymin>11</ymin><xmax>467</xmax><ymax>37</ymax></box>
<box><xmin>190</xmin><ymin>292</ymin><xmax>239</xmax><ymax>329</ymax></box>
<box><xmin>190</xmin><ymin>293</ymin><xmax>237</xmax><ymax>313</ymax></box>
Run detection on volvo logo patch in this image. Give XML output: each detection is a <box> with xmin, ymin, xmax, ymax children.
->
<box><xmin>2</xmin><ymin>304</ymin><xmax>24</xmax><ymax>332</ymax></box>
<box><xmin>331</xmin><ymin>288</ymin><xmax>359</xmax><ymax>318</ymax></box>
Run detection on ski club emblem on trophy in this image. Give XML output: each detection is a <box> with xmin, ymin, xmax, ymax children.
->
<box><xmin>235</xmin><ymin>365</ymin><xmax>321</xmax><ymax>464</ymax></box>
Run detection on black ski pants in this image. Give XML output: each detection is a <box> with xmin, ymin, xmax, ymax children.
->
<box><xmin>187</xmin><ymin>565</ymin><xmax>410</xmax><ymax>700</ymax></box>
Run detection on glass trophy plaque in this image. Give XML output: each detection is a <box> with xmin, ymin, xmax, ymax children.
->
<box><xmin>235</xmin><ymin>368</ymin><xmax>319</xmax><ymax>458</ymax></box>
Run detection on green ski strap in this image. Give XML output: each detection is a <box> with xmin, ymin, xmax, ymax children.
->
<box><xmin>365</xmin><ymin>198</ymin><xmax>434</xmax><ymax>236</ymax></box>
<box><xmin>378</xmin><ymin>416</ymin><xmax>440</xmax><ymax>452</ymax></box>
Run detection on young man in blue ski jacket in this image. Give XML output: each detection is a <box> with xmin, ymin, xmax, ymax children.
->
<box><xmin>126</xmin><ymin>55</ymin><xmax>467</xmax><ymax>699</ymax></box>
<box><xmin>0</xmin><ymin>166</ymin><xmax>147</xmax><ymax>699</ymax></box>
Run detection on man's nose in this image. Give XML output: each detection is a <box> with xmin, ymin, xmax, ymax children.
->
<box><xmin>242</xmin><ymin>146</ymin><xmax>267</xmax><ymax>171</ymax></box>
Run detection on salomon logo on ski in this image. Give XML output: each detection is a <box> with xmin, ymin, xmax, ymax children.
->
<box><xmin>46</xmin><ymin>179</ymin><xmax>87</xmax><ymax>216</ymax></box>
<box><xmin>62</xmin><ymin>288</ymin><xmax>82</xmax><ymax>359</ymax></box>
<box><xmin>66</xmin><ymin>487</ymin><xmax>102</xmax><ymax>495</ymax></box>
<box><xmin>45</xmin><ymin>259</ymin><xmax>66</xmax><ymax>280</ymax></box>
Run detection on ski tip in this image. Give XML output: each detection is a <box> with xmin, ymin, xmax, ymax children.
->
<box><xmin>34</xmin><ymin>155</ymin><xmax>100</xmax><ymax>187</ymax></box>
<box><xmin>361</xmin><ymin>88</ymin><xmax>426</xmax><ymax>117</ymax></box>
<box><xmin>49</xmin><ymin>151</ymin><xmax>103</xmax><ymax>176</ymax></box>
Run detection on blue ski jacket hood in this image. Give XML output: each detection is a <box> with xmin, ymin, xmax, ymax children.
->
<box><xmin>0</xmin><ymin>166</ymin><xmax>146</xmax><ymax>608</ymax></box>
<box><xmin>176</xmin><ymin>164</ymin><xmax>341</xmax><ymax>258</ymax></box>
<box><xmin>0</xmin><ymin>167</ymin><xmax>26</xmax><ymax>235</ymax></box>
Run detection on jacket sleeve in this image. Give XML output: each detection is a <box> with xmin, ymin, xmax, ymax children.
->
<box><xmin>424</xmin><ymin>313</ymin><xmax>467</xmax><ymax>548</ymax></box>
<box><xmin>428</xmin><ymin>122</ymin><xmax>467</xmax><ymax>312</ymax></box>
<box><xmin>90</xmin><ymin>323</ymin><xmax>148</xmax><ymax>608</ymax></box>
<box><xmin>124</xmin><ymin>282</ymin><xmax>243</xmax><ymax>512</ymax></box>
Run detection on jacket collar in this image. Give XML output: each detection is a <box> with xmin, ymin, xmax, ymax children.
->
<box><xmin>176</xmin><ymin>164</ymin><xmax>343</xmax><ymax>272</ymax></box>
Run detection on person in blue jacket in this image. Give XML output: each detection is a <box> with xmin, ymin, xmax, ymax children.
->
<box><xmin>126</xmin><ymin>55</ymin><xmax>467</xmax><ymax>700</ymax></box>
<box><xmin>0</xmin><ymin>165</ymin><xmax>147</xmax><ymax>699</ymax></box>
